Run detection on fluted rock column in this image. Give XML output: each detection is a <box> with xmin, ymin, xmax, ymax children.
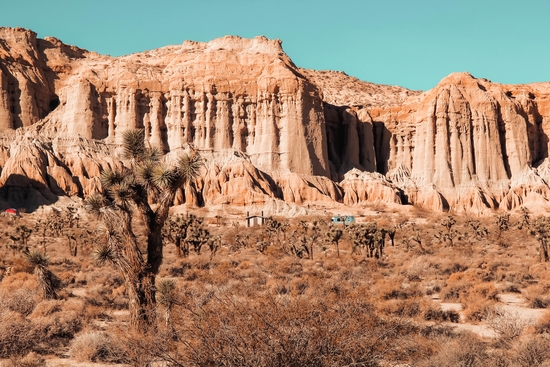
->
<box><xmin>114</xmin><ymin>88</ymin><xmax>138</xmax><ymax>143</ymax></box>
<box><xmin>0</xmin><ymin>68</ymin><xmax>11</xmax><ymax>130</ymax></box>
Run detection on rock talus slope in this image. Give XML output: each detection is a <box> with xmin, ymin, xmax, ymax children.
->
<box><xmin>2</xmin><ymin>26</ymin><xmax>550</xmax><ymax>214</ymax></box>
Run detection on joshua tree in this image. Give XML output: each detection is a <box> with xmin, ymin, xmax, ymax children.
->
<box><xmin>24</xmin><ymin>249</ymin><xmax>58</xmax><ymax>300</ymax></box>
<box><xmin>4</xmin><ymin>225</ymin><xmax>33</xmax><ymax>254</ymax></box>
<box><xmin>345</xmin><ymin>223</ymin><xmax>384</xmax><ymax>258</ymax></box>
<box><xmin>289</xmin><ymin>234</ymin><xmax>310</xmax><ymax>259</ymax></box>
<box><xmin>164</xmin><ymin>214</ymin><xmax>199</xmax><ymax>257</ymax></box>
<box><xmin>517</xmin><ymin>207</ymin><xmax>531</xmax><ymax>230</ymax></box>
<box><xmin>185</xmin><ymin>219</ymin><xmax>210</xmax><ymax>255</ymax></box>
<box><xmin>495</xmin><ymin>213</ymin><xmax>510</xmax><ymax>239</ymax></box>
<box><xmin>325</xmin><ymin>226</ymin><xmax>343</xmax><ymax>258</ymax></box>
<box><xmin>437</xmin><ymin>216</ymin><xmax>461</xmax><ymax>247</ymax></box>
<box><xmin>464</xmin><ymin>219</ymin><xmax>488</xmax><ymax>245</ymax></box>
<box><xmin>373</xmin><ymin>229</ymin><xmax>386</xmax><ymax>259</ymax></box>
<box><xmin>15</xmin><ymin>225</ymin><xmax>32</xmax><ymax>249</ymax></box>
<box><xmin>65</xmin><ymin>231</ymin><xmax>78</xmax><ymax>257</ymax></box>
<box><xmin>263</xmin><ymin>217</ymin><xmax>289</xmax><ymax>251</ymax></box>
<box><xmin>408</xmin><ymin>222</ymin><xmax>428</xmax><ymax>253</ymax></box>
<box><xmin>156</xmin><ymin>278</ymin><xmax>178</xmax><ymax>328</ymax></box>
<box><xmin>87</xmin><ymin>129</ymin><xmax>202</xmax><ymax>331</ymax></box>
<box><xmin>256</xmin><ymin>239</ymin><xmax>271</xmax><ymax>254</ymax></box>
<box><xmin>231</xmin><ymin>234</ymin><xmax>249</xmax><ymax>252</ymax></box>
<box><xmin>529</xmin><ymin>217</ymin><xmax>550</xmax><ymax>262</ymax></box>
<box><xmin>387</xmin><ymin>226</ymin><xmax>396</xmax><ymax>247</ymax></box>
<box><xmin>290</xmin><ymin>220</ymin><xmax>322</xmax><ymax>260</ymax></box>
<box><xmin>346</xmin><ymin>224</ymin><xmax>366</xmax><ymax>255</ymax></box>
<box><xmin>207</xmin><ymin>235</ymin><xmax>222</xmax><ymax>260</ymax></box>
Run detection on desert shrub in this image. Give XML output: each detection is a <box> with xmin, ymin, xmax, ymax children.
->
<box><xmin>69</xmin><ymin>331</ymin><xmax>121</xmax><ymax>363</ymax></box>
<box><xmin>509</xmin><ymin>336</ymin><xmax>550</xmax><ymax>367</ymax></box>
<box><xmin>487</xmin><ymin>308</ymin><xmax>533</xmax><ymax>345</ymax></box>
<box><xmin>381</xmin><ymin>299</ymin><xmax>423</xmax><ymax>318</ymax></box>
<box><xmin>440</xmin><ymin>271</ymin><xmax>497</xmax><ymax>305</ymax></box>
<box><xmin>29</xmin><ymin>300</ymin><xmax>62</xmax><ymax>318</ymax></box>
<box><xmin>422</xmin><ymin>303</ymin><xmax>460</xmax><ymax>323</ymax></box>
<box><xmin>469</xmin><ymin>283</ymin><xmax>499</xmax><ymax>301</ymax></box>
<box><xmin>418</xmin><ymin>333</ymin><xmax>488</xmax><ymax>367</ymax></box>
<box><xmin>164</xmin><ymin>293</ymin><xmax>430</xmax><ymax>367</ymax></box>
<box><xmin>440</xmin><ymin>261</ymin><xmax>469</xmax><ymax>275</ymax></box>
<box><xmin>289</xmin><ymin>277</ymin><xmax>309</xmax><ymax>296</ymax></box>
<box><xmin>534</xmin><ymin>311</ymin><xmax>550</xmax><ymax>334</ymax></box>
<box><xmin>0</xmin><ymin>298</ymin><xmax>85</xmax><ymax>357</ymax></box>
<box><xmin>525</xmin><ymin>284</ymin><xmax>550</xmax><ymax>309</ymax></box>
<box><xmin>503</xmin><ymin>283</ymin><xmax>523</xmax><ymax>293</ymax></box>
<box><xmin>440</xmin><ymin>282</ymin><xmax>469</xmax><ymax>301</ymax></box>
<box><xmin>0</xmin><ymin>312</ymin><xmax>36</xmax><ymax>358</ymax></box>
<box><xmin>29</xmin><ymin>312</ymin><xmax>82</xmax><ymax>354</ymax></box>
<box><xmin>83</xmin><ymin>284</ymin><xmax>126</xmax><ymax>309</ymax></box>
<box><xmin>0</xmin><ymin>288</ymin><xmax>37</xmax><ymax>316</ymax></box>
<box><xmin>0</xmin><ymin>352</ymin><xmax>46</xmax><ymax>367</ymax></box>
<box><xmin>0</xmin><ymin>272</ymin><xmax>36</xmax><ymax>292</ymax></box>
<box><xmin>379</xmin><ymin>279</ymin><xmax>423</xmax><ymax>300</ymax></box>
<box><xmin>463</xmin><ymin>299</ymin><xmax>498</xmax><ymax>322</ymax></box>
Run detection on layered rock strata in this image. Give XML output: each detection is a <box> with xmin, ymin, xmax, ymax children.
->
<box><xmin>2</xmin><ymin>26</ymin><xmax>550</xmax><ymax>213</ymax></box>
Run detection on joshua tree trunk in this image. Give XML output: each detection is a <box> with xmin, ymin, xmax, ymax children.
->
<box><xmin>175</xmin><ymin>237</ymin><xmax>182</xmax><ymax>257</ymax></box>
<box><xmin>540</xmin><ymin>239</ymin><xmax>549</xmax><ymax>262</ymax></box>
<box><xmin>35</xmin><ymin>266</ymin><xmax>57</xmax><ymax>300</ymax></box>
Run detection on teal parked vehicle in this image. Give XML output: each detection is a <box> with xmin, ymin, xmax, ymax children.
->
<box><xmin>331</xmin><ymin>215</ymin><xmax>355</xmax><ymax>226</ymax></box>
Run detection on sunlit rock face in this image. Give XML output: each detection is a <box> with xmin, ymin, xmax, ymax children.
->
<box><xmin>367</xmin><ymin>72</ymin><xmax>550</xmax><ymax>213</ymax></box>
<box><xmin>3</xmin><ymin>26</ymin><xmax>550</xmax><ymax>213</ymax></box>
<box><xmin>0</xmin><ymin>27</ymin><xmax>330</xmax><ymax>177</ymax></box>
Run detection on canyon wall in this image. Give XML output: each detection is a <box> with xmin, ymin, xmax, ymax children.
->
<box><xmin>2</xmin><ymin>26</ymin><xmax>550</xmax><ymax>214</ymax></box>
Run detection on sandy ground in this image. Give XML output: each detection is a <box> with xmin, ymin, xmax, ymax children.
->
<box><xmin>432</xmin><ymin>292</ymin><xmax>547</xmax><ymax>338</ymax></box>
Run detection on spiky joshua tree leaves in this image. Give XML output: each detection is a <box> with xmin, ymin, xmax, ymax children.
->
<box><xmin>24</xmin><ymin>249</ymin><xmax>58</xmax><ymax>300</ymax></box>
<box><xmin>156</xmin><ymin>279</ymin><xmax>178</xmax><ymax>328</ymax></box>
<box><xmin>87</xmin><ymin>129</ymin><xmax>203</xmax><ymax>331</ymax></box>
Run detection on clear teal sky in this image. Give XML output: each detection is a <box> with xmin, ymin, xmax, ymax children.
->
<box><xmin>1</xmin><ymin>0</ymin><xmax>550</xmax><ymax>91</ymax></box>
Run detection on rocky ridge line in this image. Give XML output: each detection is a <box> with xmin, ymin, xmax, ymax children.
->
<box><xmin>2</xmin><ymin>26</ymin><xmax>550</xmax><ymax>214</ymax></box>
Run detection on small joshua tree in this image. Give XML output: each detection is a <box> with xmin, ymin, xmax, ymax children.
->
<box><xmin>156</xmin><ymin>279</ymin><xmax>178</xmax><ymax>328</ymax></box>
<box><xmin>517</xmin><ymin>207</ymin><xmax>531</xmax><ymax>230</ymax></box>
<box><xmin>529</xmin><ymin>217</ymin><xmax>550</xmax><ymax>262</ymax></box>
<box><xmin>15</xmin><ymin>225</ymin><xmax>32</xmax><ymax>248</ymax></box>
<box><xmin>346</xmin><ymin>224</ymin><xmax>366</xmax><ymax>255</ymax></box>
<box><xmin>437</xmin><ymin>216</ymin><xmax>461</xmax><ymax>247</ymax></box>
<box><xmin>495</xmin><ymin>213</ymin><xmax>510</xmax><ymax>239</ymax></box>
<box><xmin>464</xmin><ymin>219</ymin><xmax>488</xmax><ymax>246</ymax></box>
<box><xmin>185</xmin><ymin>219</ymin><xmax>210</xmax><ymax>255</ymax></box>
<box><xmin>263</xmin><ymin>217</ymin><xmax>289</xmax><ymax>252</ymax></box>
<box><xmin>387</xmin><ymin>226</ymin><xmax>396</xmax><ymax>247</ymax></box>
<box><xmin>24</xmin><ymin>249</ymin><xmax>58</xmax><ymax>300</ymax></box>
<box><xmin>207</xmin><ymin>235</ymin><xmax>222</xmax><ymax>260</ymax></box>
<box><xmin>164</xmin><ymin>214</ymin><xmax>199</xmax><ymax>258</ymax></box>
<box><xmin>325</xmin><ymin>226</ymin><xmax>343</xmax><ymax>258</ymax></box>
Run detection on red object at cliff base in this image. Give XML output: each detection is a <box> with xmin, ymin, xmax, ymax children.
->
<box><xmin>4</xmin><ymin>208</ymin><xmax>20</xmax><ymax>216</ymax></box>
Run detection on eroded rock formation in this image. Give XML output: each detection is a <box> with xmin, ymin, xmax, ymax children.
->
<box><xmin>2</xmin><ymin>26</ymin><xmax>550</xmax><ymax>214</ymax></box>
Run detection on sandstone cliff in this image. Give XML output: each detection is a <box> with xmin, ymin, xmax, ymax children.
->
<box><xmin>2</xmin><ymin>26</ymin><xmax>550</xmax><ymax>214</ymax></box>
<box><xmin>368</xmin><ymin>72</ymin><xmax>550</xmax><ymax>212</ymax></box>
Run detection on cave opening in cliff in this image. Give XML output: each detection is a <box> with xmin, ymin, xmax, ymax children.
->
<box><xmin>49</xmin><ymin>96</ymin><xmax>60</xmax><ymax>112</ymax></box>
